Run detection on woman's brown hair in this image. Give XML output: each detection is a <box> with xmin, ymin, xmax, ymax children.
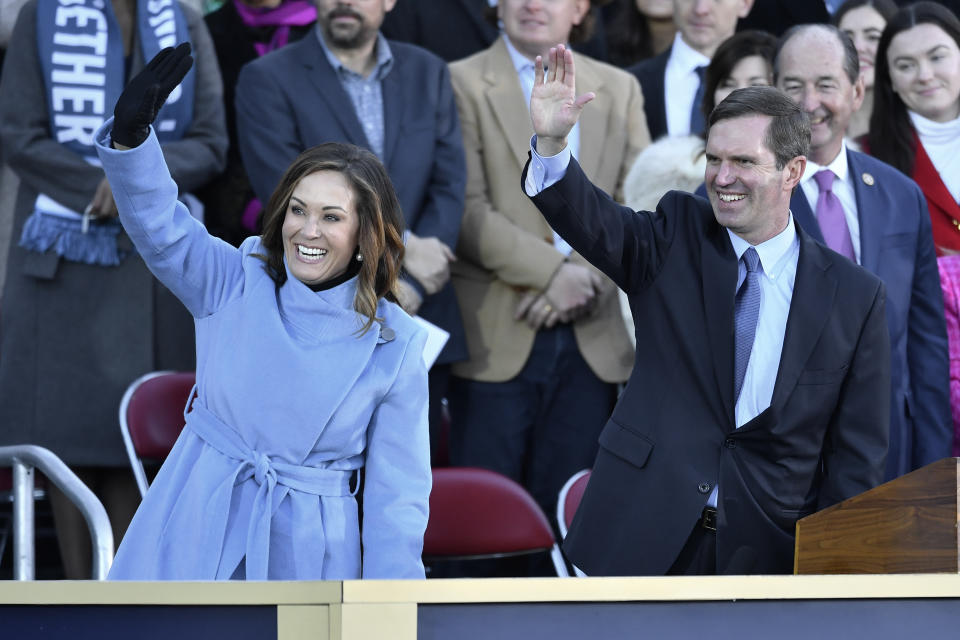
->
<box><xmin>256</xmin><ymin>142</ymin><xmax>406</xmax><ymax>335</ymax></box>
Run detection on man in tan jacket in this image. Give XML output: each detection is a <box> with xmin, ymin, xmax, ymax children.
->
<box><xmin>448</xmin><ymin>0</ymin><xmax>650</xmax><ymax>543</ymax></box>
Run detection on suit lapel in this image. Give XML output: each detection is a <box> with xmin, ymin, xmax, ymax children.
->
<box><xmin>789</xmin><ymin>188</ymin><xmax>823</xmax><ymax>244</ymax></box>
<box><xmin>300</xmin><ymin>37</ymin><xmax>371</xmax><ymax>148</ymax></box>
<box><xmin>484</xmin><ymin>38</ymin><xmax>535</xmax><ymax>170</ymax></box>
<box><xmin>701</xmin><ymin>222</ymin><xmax>738</xmax><ymax>424</ymax></box>
<box><xmin>847</xmin><ymin>150</ymin><xmax>881</xmax><ymax>271</ymax></box>
<box><xmin>576</xmin><ymin>59</ymin><xmax>606</xmax><ymax>179</ymax></box>
<box><xmin>643</xmin><ymin>49</ymin><xmax>669</xmax><ymax>139</ymax></box>
<box><xmin>381</xmin><ymin>56</ymin><xmax>404</xmax><ymax>167</ymax></box>
<box><xmin>914</xmin><ymin>138</ymin><xmax>960</xmax><ymax>217</ymax></box>
<box><xmin>770</xmin><ymin>226</ymin><xmax>837</xmax><ymax>409</ymax></box>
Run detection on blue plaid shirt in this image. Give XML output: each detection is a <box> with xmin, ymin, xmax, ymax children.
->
<box><xmin>315</xmin><ymin>27</ymin><xmax>394</xmax><ymax>159</ymax></box>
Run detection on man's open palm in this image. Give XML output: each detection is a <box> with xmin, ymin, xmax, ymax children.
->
<box><xmin>530</xmin><ymin>45</ymin><xmax>595</xmax><ymax>149</ymax></box>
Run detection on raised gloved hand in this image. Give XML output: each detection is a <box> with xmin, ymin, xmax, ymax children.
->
<box><xmin>112</xmin><ymin>43</ymin><xmax>194</xmax><ymax>148</ymax></box>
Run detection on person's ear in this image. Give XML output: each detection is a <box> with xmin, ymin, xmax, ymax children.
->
<box><xmin>783</xmin><ymin>155</ymin><xmax>806</xmax><ymax>191</ymax></box>
<box><xmin>851</xmin><ymin>74</ymin><xmax>866</xmax><ymax>112</ymax></box>
<box><xmin>572</xmin><ymin>0</ymin><xmax>589</xmax><ymax>26</ymax></box>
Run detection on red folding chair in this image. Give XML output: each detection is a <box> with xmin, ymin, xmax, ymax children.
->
<box><xmin>556</xmin><ymin>468</ymin><xmax>591</xmax><ymax>539</ymax></box>
<box><xmin>424</xmin><ymin>467</ymin><xmax>569</xmax><ymax>577</ymax></box>
<box><xmin>118</xmin><ymin>371</ymin><xmax>195</xmax><ymax>498</ymax></box>
<box><xmin>557</xmin><ymin>469</ymin><xmax>591</xmax><ymax>577</ymax></box>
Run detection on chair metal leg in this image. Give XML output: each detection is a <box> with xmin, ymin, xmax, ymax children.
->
<box><xmin>13</xmin><ymin>461</ymin><xmax>35</xmax><ymax>580</ymax></box>
<box><xmin>550</xmin><ymin>544</ymin><xmax>570</xmax><ymax>577</ymax></box>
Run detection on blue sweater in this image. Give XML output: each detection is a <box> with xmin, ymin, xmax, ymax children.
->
<box><xmin>96</xmin><ymin>121</ymin><xmax>430</xmax><ymax>580</ymax></box>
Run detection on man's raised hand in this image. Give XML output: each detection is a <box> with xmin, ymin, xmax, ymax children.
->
<box><xmin>530</xmin><ymin>44</ymin><xmax>595</xmax><ymax>157</ymax></box>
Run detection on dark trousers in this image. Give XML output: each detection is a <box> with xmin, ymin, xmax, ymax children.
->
<box><xmin>447</xmin><ymin>325</ymin><xmax>616</xmax><ymax>528</ymax></box>
<box><xmin>667</xmin><ymin>515</ymin><xmax>717</xmax><ymax>576</ymax></box>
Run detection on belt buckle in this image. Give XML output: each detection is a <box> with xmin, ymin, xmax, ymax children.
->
<box><xmin>701</xmin><ymin>507</ymin><xmax>717</xmax><ymax>531</ymax></box>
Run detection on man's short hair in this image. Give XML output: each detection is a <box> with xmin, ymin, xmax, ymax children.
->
<box><xmin>774</xmin><ymin>24</ymin><xmax>860</xmax><ymax>85</ymax></box>
<box><xmin>708</xmin><ymin>86</ymin><xmax>811</xmax><ymax>169</ymax></box>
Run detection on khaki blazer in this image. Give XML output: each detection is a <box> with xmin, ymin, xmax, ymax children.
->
<box><xmin>449</xmin><ymin>37</ymin><xmax>650</xmax><ymax>383</ymax></box>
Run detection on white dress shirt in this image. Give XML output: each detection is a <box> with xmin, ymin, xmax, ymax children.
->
<box><xmin>705</xmin><ymin>223</ymin><xmax>799</xmax><ymax>506</ymax></box>
<box><xmin>504</xmin><ymin>34</ymin><xmax>579</xmax><ymax>256</ymax></box>
<box><xmin>664</xmin><ymin>32</ymin><xmax>710</xmax><ymax>137</ymax></box>
<box><xmin>799</xmin><ymin>140</ymin><xmax>862</xmax><ymax>264</ymax></box>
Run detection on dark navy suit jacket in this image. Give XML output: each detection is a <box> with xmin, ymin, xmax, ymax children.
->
<box><xmin>535</xmin><ymin>158</ymin><xmax>890</xmax><ymax>575</ymax></box>
<box><xmin>235</xmin><ymin>34</ymin><xmax>467</xmax><ymax>363</ymax></box>
<box><xmin>628</xmin><ymin>47</ymin><xmax>669</xmax><ymax>142</ymax></box>
<box><xmin>698</xmin><ymin>148</ymin><xmax>951</xmax><ymax>479</ymax></box>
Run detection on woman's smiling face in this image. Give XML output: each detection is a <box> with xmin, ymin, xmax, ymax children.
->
<box><xmin>282</xmin><ymin>170</ymin><xmax>360</xmax><ymax>286</ymax></box>
<box><xmin>888</xmin><ymin>22</ymin><xmax>960</xmax><ymax>122</ymax></box>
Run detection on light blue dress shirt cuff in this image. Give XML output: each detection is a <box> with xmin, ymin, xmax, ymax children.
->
<box><xmin>524</xmin><ymin>135</ymin><xmax>572</xmax><ymax>197</ymax></box>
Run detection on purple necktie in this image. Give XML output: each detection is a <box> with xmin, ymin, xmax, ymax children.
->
<box><xmin>813</xmin><ymin>170</ymin><xmax>855</xmax><ymax>261</ymax></box>
<box><xmin>734</xmin><ymin>248</ymin><xmax>761</xmax><ymax>402</ymax></box>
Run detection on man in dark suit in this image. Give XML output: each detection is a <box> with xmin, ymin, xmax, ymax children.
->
<box><xmin>774</xmin><ymin>24</ymin><xmax>951</xmax><ymax>480</ymax></box>
<box><xmin>527</xmin><ymin>48</ymin><xmax>889</xmax><ymax>575</ymax></box>
<box><xmin>380</xmin><ymin>0</ymin><xmax>611</xmax><ymax>64</ymax></box>
<box><xmin>380</xmin><ymin>0</ymin><xmax>498</xmax><ymax>62</ymax></box>
<box><xmin>235</xmin><ymin>0</ymin><xmax>467</xmax><ymax>458</ymax></box>
<box><xmin>628</xmin><ymin>0</ymin><xmax>754</xmax><ymax>140</ymax></box>
<box><xmin>737</xmin><ymin>0</ymin><xmax>830</xmax><ymax>36</ymax></box>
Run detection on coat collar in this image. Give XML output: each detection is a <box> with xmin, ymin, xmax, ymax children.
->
<box><xmin>913</xmin><ymin>134</ymin><xmax>960</xmax><ymax>219</ymax></box>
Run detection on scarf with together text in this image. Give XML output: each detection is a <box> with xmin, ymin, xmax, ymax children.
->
<box><xmin>21</xmin><ymin>0</ymin><xmax>195</xmax><ymax>266</ymax></box>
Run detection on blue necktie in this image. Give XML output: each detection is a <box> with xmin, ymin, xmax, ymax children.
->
<box><xmin>690</xmin><ymin>65</ymin><xmax>708</xmax><ymax>135</ymax></box>
<box><xmin>734</xmin><ymin>248</ymin><xmax>761</xmax><ymax>402</ymax></box>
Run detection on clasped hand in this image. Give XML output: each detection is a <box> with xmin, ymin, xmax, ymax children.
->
<box><xmin>515</xmin><ymin>262</ymin><xmax>603</xmax><ymax>330</ymax></box>
<box><xmin>404</xmin><ymin>232</ymin><xmax>456</xmax><ymax>295</ymax></box>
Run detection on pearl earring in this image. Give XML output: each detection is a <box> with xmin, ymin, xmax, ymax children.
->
<box><xmin>356</xmin><ymin>251</ymin><xmax>363</xmax><ymax>262</ymax></box>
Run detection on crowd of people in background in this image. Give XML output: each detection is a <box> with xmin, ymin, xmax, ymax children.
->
<box><xmin>1</xmin><ymin>0</ymin><xmax>960</xmax><ymax>578</ymax></box>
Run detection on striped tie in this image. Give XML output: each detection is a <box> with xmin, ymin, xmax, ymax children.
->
<box><xmin>734</xmin><ymin>247</ymin><xmax>761</xmax><ymax>401</ymax></box>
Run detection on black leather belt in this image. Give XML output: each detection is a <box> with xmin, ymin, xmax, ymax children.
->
<box><xmin>700</xmin><ymin>506</ymin><xmax>717</xmax><ymax>532</ymax></box>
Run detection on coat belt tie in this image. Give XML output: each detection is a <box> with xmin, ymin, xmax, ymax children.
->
<box><xmin>185</xmin><ymin>397</ymin><xmax>356</xmax><ymax>579</ymax></box>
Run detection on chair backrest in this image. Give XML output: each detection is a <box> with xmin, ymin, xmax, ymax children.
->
<box><xmin>557</xmin><ymin>469</ymin><xmax>592</xmax><ymax>540</ymax></box>
<box><xmin>424</xmin><ymin>467</ymin><xmax>569</xmax><ymax>576</ymax></box>
<box><xmin>118</xmin><ymin>371</ymin><xmax>195</xmax><ymax>497</ymax></box>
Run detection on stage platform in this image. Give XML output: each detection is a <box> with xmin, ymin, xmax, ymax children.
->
<box><xmin>3</xmin><ymin>574</ymin><xmax>960</xmax><ymax>639</ymax></box>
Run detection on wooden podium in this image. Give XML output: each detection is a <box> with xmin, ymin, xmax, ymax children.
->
<box><xmin>795</xmin><ymin>458</ymin><xmax>960</xmax><ymax>574</ymax></box>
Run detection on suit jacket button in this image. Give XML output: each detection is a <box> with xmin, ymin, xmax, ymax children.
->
<box><xmin>697</xmin><ymin>482</ymin><xmax>711</xmax><ymax>494</ymax></box>
<box><xmin>724</xmin><ymin>438</ymin><xmax>736</xmax><ymax>449</ymax></box>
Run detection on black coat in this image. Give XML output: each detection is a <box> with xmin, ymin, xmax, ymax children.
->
<box><xmin>530</xmin><ymin>158</ymin><xmax>890</xmax><ymax>575</ymax></box>
<box><xmin>627</xmin><ymin>47</ymin><xmax>669</xmax><ymax>141</ymax></box>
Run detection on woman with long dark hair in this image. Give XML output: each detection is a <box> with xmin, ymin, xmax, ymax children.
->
<box><xmin>869</xmin><ymin>1</ymin><xmax>960</xmax><ymax>254</ymax></box>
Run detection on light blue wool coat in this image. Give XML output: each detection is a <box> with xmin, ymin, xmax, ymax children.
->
<box><xmin>95</xmin><ymin>121</ymin><xmax>430</xmax><ymax>580</ymax></box>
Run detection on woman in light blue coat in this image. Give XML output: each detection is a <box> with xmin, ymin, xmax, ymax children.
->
<box><xmin>96</xmin><ymin>45</ymin><xmax>431</xmax><ymax>580</ymax></box>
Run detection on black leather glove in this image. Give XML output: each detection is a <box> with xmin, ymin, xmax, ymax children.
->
<box><xmin>112</xmin><ymin>43</ymin><xmax>194</xmax><ymax>148</ymax></box>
